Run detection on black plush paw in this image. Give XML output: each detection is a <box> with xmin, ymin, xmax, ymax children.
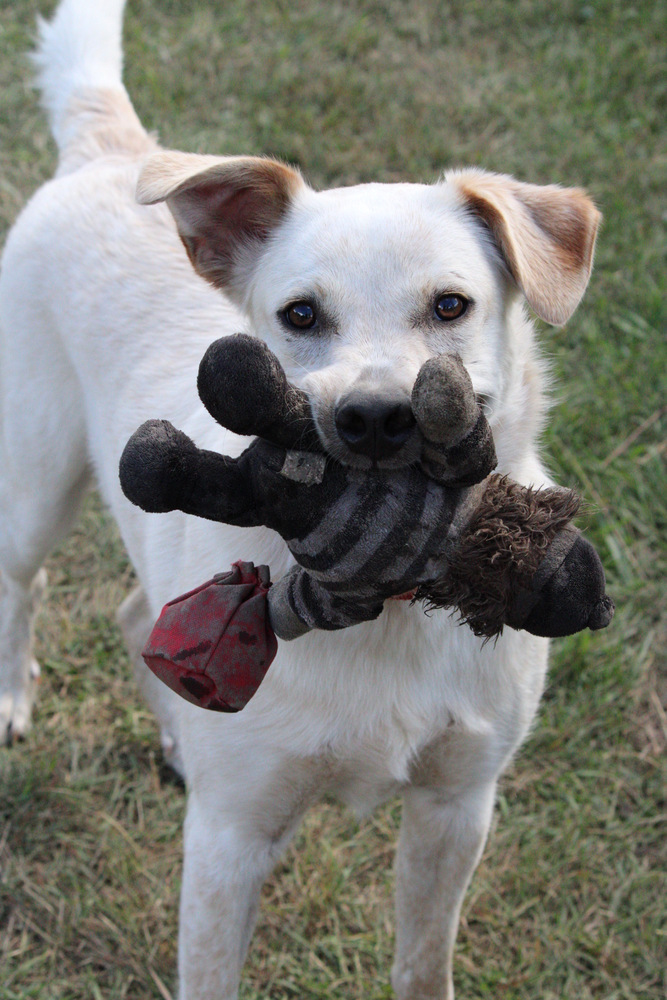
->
<box><xmin>119</xmin><ymin>419</ymin><xmax>199</xmax><ymax>513</ymax></box>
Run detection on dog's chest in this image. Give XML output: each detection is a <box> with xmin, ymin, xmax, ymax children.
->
<box><xmin>264</xmin><ymin>598</ymin><xmax>547</xmax><ymax>816</ymax></box>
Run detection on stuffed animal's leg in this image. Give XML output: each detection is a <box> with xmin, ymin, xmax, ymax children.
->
<box><xmin>392</xmin><ymin>780</ymin><xmax>496</xmax><ymax>1000</ymax></box>
<box><xmin>268</xmin><ymin>565</ymin><xmax>384</xmax><ymax>640</ymax></box>
<box><xmin>197</xmin><ymin>334</ymin><xmax>322</xmax><ymax>452</ymax></box>
<box><xmin>119</xmin><ymin>419</ymin><xmax>258</xmax><ymax>525</ymax></box>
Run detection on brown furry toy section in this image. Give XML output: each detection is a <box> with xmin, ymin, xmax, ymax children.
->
<box><xmin>416</xmin><ymin>474</ymin><xmax>582</xmax><ymax>638</ymax></box>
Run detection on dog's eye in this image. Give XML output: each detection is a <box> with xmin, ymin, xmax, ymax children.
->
<box><xmin>434</xmin><ymin>294</ymin><xmax>468</xmax><ymax>321</ymax></box>
<box><xmin>283</xmin><ymin>301</ymin><xmax>317</xmax><ymax>330</ymax></box>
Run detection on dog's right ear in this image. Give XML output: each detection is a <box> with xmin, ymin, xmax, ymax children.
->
<box><xmin>137</xmin><ymin>151</ymin><xmax>304</xmax><ymax>299</ymax></box>
<box><xmin>448</xmin><ymin>169</ymin><xmax>601</xmax><ymax>325</ymax></box>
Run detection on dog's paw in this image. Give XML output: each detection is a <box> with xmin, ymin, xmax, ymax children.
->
<box><xmin>0</xmin><ymin>657</ymin><xmax>40</xmax><ymax>745</ymax></box>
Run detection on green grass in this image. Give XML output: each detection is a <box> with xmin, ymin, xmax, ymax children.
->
<box><xmin>1</xmin><ymin>0</ymin><xmax>665</xmax><ymax>997</ymax></box>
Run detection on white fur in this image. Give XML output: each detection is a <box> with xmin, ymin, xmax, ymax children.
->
<box><xmin>0</xmin><ymin>2</ymin><xmax>598</xmax><ymax>997</ymax></box>
<box><xmin>33</xmin><ymin>0</ymin><xmax>127</xmax><ymax>149</ymax></box>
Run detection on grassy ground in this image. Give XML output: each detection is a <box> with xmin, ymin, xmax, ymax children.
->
<box><xmin>1</xmin><ymin>0</ymin><xmax>665</xmax><ymax>997</ymax></box>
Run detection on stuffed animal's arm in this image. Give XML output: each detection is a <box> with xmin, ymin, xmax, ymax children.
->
<box><xmin>198</xmin><ymin>334</ymin><xmax>322</xmax><ymax>452</ymax></box>
<box><xmin>119</xmin><ymin>419</ymin><xmax>261</xmax><ymax>526</ymax></box>
<box><xmin>412</xmin><ymin>354</ymin><xmax>497</xmax><ymax>486</ymax></box>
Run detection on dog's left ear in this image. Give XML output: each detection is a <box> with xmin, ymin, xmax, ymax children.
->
<box><xmin>137</xmin><ymin>151</ymin><xmax>305</xmax><ymax>299</ymax></box>
<box><xmin>448</xmin><ymin>170</ymin><xmax>601</xmax><ymax>325</ymax></box>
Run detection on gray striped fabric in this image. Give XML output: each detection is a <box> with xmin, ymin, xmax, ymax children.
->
<box><xmin>267</xmin><ymin>458</ymin><xmax>490</xmax><ymax>638</ymax></box>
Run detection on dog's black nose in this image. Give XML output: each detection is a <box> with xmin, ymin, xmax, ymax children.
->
<box><xmin>335</xmin><ymin>394</ymin><xmax>416</xmax><ymax>461</ymax></box>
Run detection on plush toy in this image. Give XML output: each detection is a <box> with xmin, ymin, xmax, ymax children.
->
<box><xmin>119</xmin><ymin>334</ymin><xmax>613</xmax><ymax>711</ymax></box>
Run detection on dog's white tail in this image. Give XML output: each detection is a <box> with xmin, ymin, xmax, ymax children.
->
<box><xmin>33</xmin><ymin>0</ymin><xmax>152</xmax><ymax>171</ymax></box>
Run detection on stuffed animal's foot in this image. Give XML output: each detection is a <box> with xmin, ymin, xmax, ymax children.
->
<box><xmin>142</xmin><ymin>563</ymin><xmax>277</xmax><ymax>712</ymax></box>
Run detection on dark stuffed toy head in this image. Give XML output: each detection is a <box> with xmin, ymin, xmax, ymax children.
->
<box><xmin>416</xmin><ymin>478</ymin><xmax>614</xmax><ymax>638</ymax></box>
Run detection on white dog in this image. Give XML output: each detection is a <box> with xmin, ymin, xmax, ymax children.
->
<box><xmin>0</xmin><ymin>1</ymin><xmax>601</xmax><ymax>997</ymax></box>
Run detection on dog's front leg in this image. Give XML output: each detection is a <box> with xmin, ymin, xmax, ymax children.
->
<box><xmin>391</xmin><ymin>781</ymin><xmax>496</xmax><ymax>1000</ymax></box>
<box><xmin>176</xmin><ymin>742</ymin><xmax>330</xmax><ymax>1000</ymax></box>
<box><xmin>178</xmin><ymin>796</ymin><xmax>277</xmax><ymax>1000</ymax></box>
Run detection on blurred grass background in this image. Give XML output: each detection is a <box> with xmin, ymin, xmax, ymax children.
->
<box><xmin>0</xmin><ymin>0</ymin><xmax>665</xmax><ymax>997</ymax></box>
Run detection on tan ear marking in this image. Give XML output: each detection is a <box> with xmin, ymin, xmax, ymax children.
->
<box><xmin>136</xmin><ymin>151</ymin><xmax>304</xmax><ymax>292</ymax></box>
<box><xmin>449</xmin><ymin>169</ymin><xmax>601</xmax><ymax>325</ymax></box>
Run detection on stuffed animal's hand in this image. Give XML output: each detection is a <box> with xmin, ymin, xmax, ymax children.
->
<box><xmin>120</xmin><ymin>417</ymin><xmax>260</xmax><ymax>526</ymax></box>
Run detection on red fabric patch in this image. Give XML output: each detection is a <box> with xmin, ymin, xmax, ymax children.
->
<box><xmin>388</xmin><ymin>590</ymin><xmax>417</xmax><ymax>601</ymax></box>
<box><xmin>142</xmin><ymin>561</ymin><xmax>278</xmax><ymax>713</ymax></box>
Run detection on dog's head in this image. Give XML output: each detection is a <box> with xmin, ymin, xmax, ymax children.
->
<box><xmin>138</xmin><ymin>153</ymin><xmax>600</xmax><ymax>470</ymax></box>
